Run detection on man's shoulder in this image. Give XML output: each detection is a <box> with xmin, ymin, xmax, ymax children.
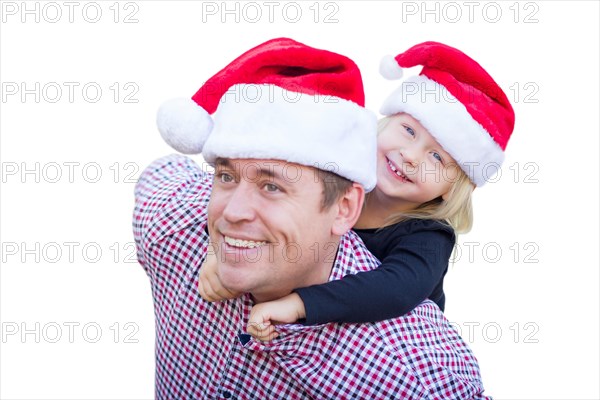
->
<box><xmin>133</xmin><ymin>154</ymin><xmax>213</xmax><ymax>249</ymax></box>
<box><xmin>331</xmin><ymin>230</ymin><xmax>380</xmax><ymax>280</ymax></box>
<box><xmin>136</xmin><ymin>154</ymin><xmax>213</xmax><ymax>199</ymax></box>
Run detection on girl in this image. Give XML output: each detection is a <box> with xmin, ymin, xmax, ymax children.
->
<box><xmin>199</xmin><ymin>41</ymin><xmax>515</xmax><ymax>341</ymax></box>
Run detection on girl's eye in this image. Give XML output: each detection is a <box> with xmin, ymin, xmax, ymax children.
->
<box><xmin>432</xmin><ymin>152</ymin><xmax>443</xmax><ymax>163</ymax></box>
<box><xmin>404</xmin><ymin>126</ymin><xmax>415</xmax><ymax>136</ymax></box>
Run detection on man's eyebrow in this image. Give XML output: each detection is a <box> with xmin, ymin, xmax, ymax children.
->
<box><xmin>214</xmin><ymin>158</ymin><xmax>232</xmax><ymax>169</ymax></box>
<box><xmin>257</xmin><ymin>167</ymin><xmax>276</xmax><ymax>179</ymax></box>
<box><xmin>214</xmin><ymin>159</ymin><xmax>289</xmax><ymax>183</ymax></box>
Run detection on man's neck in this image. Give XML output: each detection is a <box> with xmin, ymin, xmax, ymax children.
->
<box><xmin>251</xmin><ymin>249</ymin><xmax>337</xmax><ymax>304</ymax></box>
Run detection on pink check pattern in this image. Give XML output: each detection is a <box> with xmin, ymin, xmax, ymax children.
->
<box><xmin>133</xmin><ymin>154</ymin><xmax>491</xmax><ymax>400</ymax></box>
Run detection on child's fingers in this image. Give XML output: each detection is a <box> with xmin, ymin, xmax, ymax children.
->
<box><xmin>248</xmin><ymin>323</ymin><xmax>278</xmax><ymax>342</ymax></box>
<box><xmin>204</xmin><ymin>267</ymin><xmax>240</xmax><ymax>300</ymax></box>
<box><xmin>213</xmin><ymin>283</ymin><xmax>240</xmax><ymax>300</ymax></box>
<box><xmin>247</xmin><ymin>320</ymin><xmax>269</xmax><ymax>335</ymax></box>
<box><xmin>199</xmin><ymin>268</ymin><xmax>239</xmax><ymax>302</ymax></box>
<box><xmin>256</xmin><ymin>328</ymin><xmax>279</xmax><ymax>342</ymax></box>
<box><xmin>247</xmin><ymin>320</ymin><xmax>275</xmax><ymax>337</ymax></box>
<box><xmin>198</xmin><ymin>264</ymin><xmax>218</xmax><ymax>301</ymax></box>
<box><xmin>199</xmin><ymin>276</ymin><xmax>223</xmax><ymax>302</ymax></box>
<box><xmin>197</xmin><ymin>277</ymin><xmax>215</xmax><ymax>302</ymax></box>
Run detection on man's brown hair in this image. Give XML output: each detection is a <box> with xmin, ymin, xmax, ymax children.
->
<box><xmin>314</xmin><ymin>168</ymin><xmax>353</xmax><ymax>211</ymax></box>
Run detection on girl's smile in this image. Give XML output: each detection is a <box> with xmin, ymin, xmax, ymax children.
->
<box><xmin>375</xmin><ymin>113</ymin><xmax>459</xmax><ymax>210</ymax></box>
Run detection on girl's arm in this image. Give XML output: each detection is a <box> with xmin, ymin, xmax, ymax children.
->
<box><xmin>247</xmin><ymin>293</ymin><xmax>306</xmax><ymax>341</ymax></box>
<box><xmin>295</xmin><ymin>224</ymin><xmax>455</xmax><ymax>325</ymax></box>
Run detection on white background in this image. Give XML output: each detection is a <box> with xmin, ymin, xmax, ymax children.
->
<box><xmin>1</xmin><ymin>1</ymin><xmax>598</xmax><ymax>399</ymax></box>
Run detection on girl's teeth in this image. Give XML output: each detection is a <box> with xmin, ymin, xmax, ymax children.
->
<box><xmin>388</xmin><ymin>160</ymin><xmax>409</xmax><ymax>180</ymax></box>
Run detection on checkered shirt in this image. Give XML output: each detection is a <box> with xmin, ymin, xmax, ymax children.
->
<box><xmin>133</xmin><ymin>154</ymin><xmax>491</xmax><ymax>400</ymax></box>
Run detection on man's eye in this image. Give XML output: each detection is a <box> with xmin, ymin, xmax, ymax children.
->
<box><xmin>218</xmin><ymin>173</ymin><xmax>234</xmax><ymax>183</ymax></box>
<box><xmin>264</xmin><ymin>183</ymin><xmax>280</xmax><ymax>192</ymax></box>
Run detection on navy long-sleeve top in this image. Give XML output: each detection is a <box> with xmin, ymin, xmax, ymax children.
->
<box><xmin>295</xmin><ymin>219</ymin><xmax>456</xmax><ymax>325</ymax></box>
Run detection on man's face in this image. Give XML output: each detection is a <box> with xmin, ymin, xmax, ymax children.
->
<box><xmin>207</xmin><ymin>158</ymin><xmax>340</xmax><ymax>301</ymax></box>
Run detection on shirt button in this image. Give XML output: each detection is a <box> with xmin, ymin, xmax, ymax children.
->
<box><xmin>222</xmin><ymin>390</ymin><xmax>232</xmax><ymax>398</ymax></box>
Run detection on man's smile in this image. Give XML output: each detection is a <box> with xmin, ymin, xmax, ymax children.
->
<box><xmin>223</xmin><ymin>235</ymin><xmax>268</xmax><ymax>249</ymax></box>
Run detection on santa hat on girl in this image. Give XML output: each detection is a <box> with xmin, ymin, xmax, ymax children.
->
<box><xmin>157</xmin><ymin>37</ymin><xmax>377</xmax><ymax>191</ymax></box>
<box><xmin>379</xmin><ymin>41</ymin><xmax>515</xmax><ymax>187</ymax></box>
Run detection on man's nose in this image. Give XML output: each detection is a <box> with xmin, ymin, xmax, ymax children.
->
<box><xmin>222</xmin><ymin>184</ymin><xmax>256</xmax><ymax>223</ymax></box>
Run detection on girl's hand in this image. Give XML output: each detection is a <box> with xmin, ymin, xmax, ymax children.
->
<box><xmin>247</xmin><ymin>293</ymin><xmax>306</xmax><ymax>342</ymax></box>
<box><xmin>198</xmin><ymin>251</ymin><xmax>241</xmax><ymax>302</ymax></box>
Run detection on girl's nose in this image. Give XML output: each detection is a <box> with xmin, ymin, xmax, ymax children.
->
<box><xmin>399</xmin><ymin>148</ymin><xmax>418</xmax><ymax>167</ymax></box>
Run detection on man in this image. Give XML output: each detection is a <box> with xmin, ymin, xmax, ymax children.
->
<box><xmin>134</xmin><ymin>38</ymin><xmax>489</xmax><ymax>399</ymax></box>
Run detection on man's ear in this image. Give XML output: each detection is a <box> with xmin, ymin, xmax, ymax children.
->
<box><xmin>331</xmin><ymin>183</ymin><xmax>365</xmax><ymax>236</ymax></box>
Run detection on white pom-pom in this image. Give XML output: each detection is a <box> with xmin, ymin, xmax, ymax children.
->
<box><xmin>379</xmin><ymin>55</ymin><xmax>403</xmax><ymax>80</ymax></box>
<box><xmin>156</xmin><ymin>98</ymin><xmax>213</xmax><ymax>154</ymax></box>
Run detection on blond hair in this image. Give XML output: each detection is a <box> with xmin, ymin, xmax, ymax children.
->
<box><xmin>374</xmin><ymin>117</ymin><xmax>474</xmax><ymax>234</ymax></box>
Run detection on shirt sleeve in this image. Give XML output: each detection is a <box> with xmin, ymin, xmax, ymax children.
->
<box><xmin>295</xmin><ymin>226</ymin><xmax>455</xmax><ymax>325</ymax></box>
<box><xmin>132</xmin><ymin>154</ymin><xmax>211</xmax><ymax>277</ymax></box>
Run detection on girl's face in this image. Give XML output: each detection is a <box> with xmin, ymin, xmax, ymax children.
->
<box><xmin>375</xmin><ymin>113</ymin><xmax>460</xmax><ymax>210</ymax></box>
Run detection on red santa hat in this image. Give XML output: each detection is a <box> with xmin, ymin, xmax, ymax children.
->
<box><xmin>379</xmin><ymin>41</ymin><xmax>515</xmax><ymax>187</ymax></box>
<box><xmin>157</xmin><ymin>37</ymin><xmax>377</xmax><ymax>191</ymax></box>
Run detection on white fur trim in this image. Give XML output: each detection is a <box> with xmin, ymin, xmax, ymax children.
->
<box><xmin>380</xmin><ymin>75</ymin><xmax>504</xmax><ymax>186</ymax></box>
<box><xmin>157</xmin><ymin>97</ymin><xmax>213</xmax><ymax>154</ymax></box>
<box><xmin>379</xmin><ymin>55</ymin><xmax>403</xmax><ymax>80</ymax></box>
<box><xmin>202</xmin><ymin>84</ymin><xmax>378</xmax><ymax>191</ymax></box>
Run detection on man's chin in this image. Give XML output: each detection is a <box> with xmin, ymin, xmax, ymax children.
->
<box><xmin>217</xmin><ymin>263</ymin><xmax>253</xmax><ymax>294</ymax></box>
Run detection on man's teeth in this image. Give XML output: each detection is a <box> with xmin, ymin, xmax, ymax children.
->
<box><xmin>388</xmin><ymin>160</ymin><xmax>409</xmax><ymax>181</ymax></box>
<box><xmin>224</xmin><ymin>236</ymin><xmax>267</xmax><ymax>248</ymax></box>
